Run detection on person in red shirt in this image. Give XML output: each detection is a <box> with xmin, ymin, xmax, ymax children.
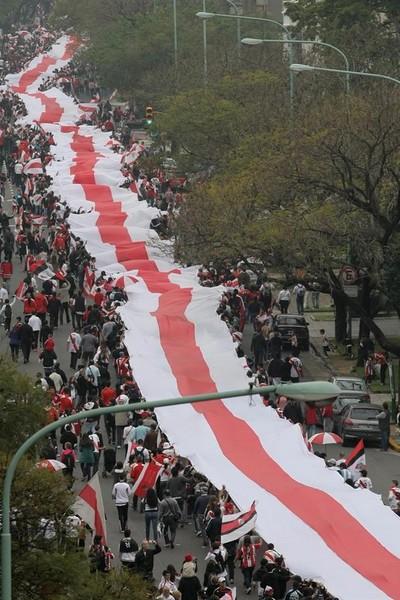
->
<box><xmin>1</xmin><ymin>260</ymin><xmax>13</xmax><ymax>284</ymax></box>
<box><xmin>23</xmin><ymin>294</ymin><xmax>36</xmax><ymax>314</ymax></box>
<box><xmin>53</xmin><ymin>233</ymin><xmax>66</xmax><ymax>252</ymax></box>
<box><xmin>236</xmin><ymin>535</ymin><xmax>262</xmax><ymax>593</ymax></box>
<box><xmin>34</xmin><ymin>291</ymin><xmax>48</xmax><ymax>322</ymax></box>
<box><xmin>101</xmin><ymin>385</ymin><xmax>116</xmax><ymax>407</ymax></box>
<box><xmin>93</xmin><ymin>287</ymin><xmax>104</xmax><ymax>307</ymax></box>
<box><xmin>58</xmin><ymin>387</ymin><xmax>74</xmax><ymax>415</ymax></box>
<box><xmin>322</xmin><ymin>404</ymin><xmax>334</xmax><ymax>433</ymax></box>
<box><xmin>44</xmin><ymin>333</ymin><xmax>55</xmax><ymax>352</ymax></box>
<box><xmin>305</xmin><ymin>404</ymin><xmax>319</xmax><ymax>438</ymax></box>
<box><xmin>101</xmin><ymin>386</ymin><xmax>116</xmax><ymax>443</ymax></box>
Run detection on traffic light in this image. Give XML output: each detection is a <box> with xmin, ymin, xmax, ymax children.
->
<box><xmin>145</xmin><ymin>106</ymin><xmax>153</xmax><ymax>125</ymax></box>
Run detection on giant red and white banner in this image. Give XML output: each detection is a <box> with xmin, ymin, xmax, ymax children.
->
<box><xmin>11</xmin><ymin>38</ymin><xmax>400</xmax><ymax>599</ymax></box>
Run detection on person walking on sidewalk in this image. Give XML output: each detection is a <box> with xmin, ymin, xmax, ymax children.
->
<box><xmin>277</xmin><ymin>287</ymin><xmax>290</xmax><ymax>314</ymax></box>
<box><xmin>112</xmin><ymin>475</ymin><xmax>131</xmax><ymax>532</ymax></box>
<box><xmin>293</xmin><ymin>282</ymin><xmax>306</xmax><ymax>315</ymax></box>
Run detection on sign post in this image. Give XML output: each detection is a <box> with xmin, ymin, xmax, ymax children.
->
<box><xmin>340</xmin><ymin>265</ymin><xmax>359</xmax><ymax>357</ymax></box>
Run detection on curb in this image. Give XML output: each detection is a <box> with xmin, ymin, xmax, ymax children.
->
<box><xmin>389</xmin><ymin>437</ymin><xmax>400</xmax><ymax>452</ymax></box>
<box><xmin>310</xmin><ymin>341</ymin><xmax>337</xmax><ymax>377</ymax></box>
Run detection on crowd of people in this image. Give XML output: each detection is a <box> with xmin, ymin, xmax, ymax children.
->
<box><xmin>2</xmin><ymin>19</ymin><xmax>395</xmax><ymax>600</ymax></box>
<box><xmin>0</xmin><ymin>15</ymin><xmax>58</xmax><ymax>79</ymax></box>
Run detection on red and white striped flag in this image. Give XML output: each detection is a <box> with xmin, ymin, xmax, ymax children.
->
<box><xmin>131</xmin><ymin>460</ymin><xmax>163</xmax><ymax>498</ymax></box>
<box><xmin>345</xmin><ymin>439</ymin><xmax>366</xmax><ymax>477</ymax></box>
<box><xmin>15</xmin><ymin>281</ymin><xmax>27</xmax><ymax>300</ymax></box>
<box><xmin>221</xmin><ymin>501</ymin><xmax>257</xmax><ymax>544</ymax></box>
<box><xmin>83</xmin><ymin>266</ymin><xmax>95</xmax><ymax>298</ymax></box>
<box><xmin>71</xmin><ymin>473</ymin><xmax>107</xmax><ymax>542</ymax></box>
<box><xmin>24</xmin><ymin>176</ymin><xmax>34</xmax><ymax>196</ymax></box>
<box><xmin>23</xmin><ymin>158</ymin><xmax>43</xmax><ymax>175</ymax></box>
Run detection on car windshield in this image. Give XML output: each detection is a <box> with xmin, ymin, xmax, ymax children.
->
<box><xmin>337</xmin><ymin>380</ymin><xmax>366</xmax><ymax>392</ymax></box>
<box><xmin>278</xmin><ymin>317</ymin><xmax>305</xmax><ymax>326</ymax></box>
<box><xmin>350</xmin><ymin>408</ymin><xmax>380</xmax><ymax>420</ymax></box>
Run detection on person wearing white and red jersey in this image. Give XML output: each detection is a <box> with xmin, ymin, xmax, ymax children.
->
<box><xmin>263</xmin><ymin>543</ymin><xmax>283</xmax><ymax>565</ymax></box>
<box><xmin>355</xmin><ymin>469</ymin><xmax>373</xmax><ymax>491</ymax></box>
<box><xmin>388</xmin><ymin>479</ymin><xmax>400</xmax><ymax>511</ymax></box>
<box><xmin>236</xmin><ymin>535</ymin><xmax>261</xmax><ymax>594</ymax></box>
<box><xmin>116</xmin><ymin>353</ymin><xmax>131</xmax><ymax>381</ymax></box>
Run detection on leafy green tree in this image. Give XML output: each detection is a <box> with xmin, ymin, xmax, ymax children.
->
<box><xmin>285</xmin><ymin>0</ymin><xmax>400</xmax><ymax>71</ymax></box>
<box><xmin>0</xmin><ymin>358</ymin><xmax>47</xmax><ymax>463</ymax></box>
<box><xmin>0</xmin><ymin>361</ymin><xmax>149</xmax><ymax>600</ymax></box>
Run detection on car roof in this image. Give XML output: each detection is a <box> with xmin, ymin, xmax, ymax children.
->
<box><xmin>349</xmin><ymin>403</ymin><xmax>381</xmax><ymax>410</ymax></box>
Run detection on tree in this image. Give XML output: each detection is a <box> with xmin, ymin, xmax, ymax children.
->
<box><xmin>0</xmin><ymin>358</ymin><xmax>47</xmax><ymax>464</ymax></box>
<box><xmin>285</xmin><ymin>0</ymin><xmax>400</xmax><ymax>72</ymax></box>
<box><xmin>0</xmin><ymin>361</ymin><xmax>150</xmax><ymax>600</ymax></box>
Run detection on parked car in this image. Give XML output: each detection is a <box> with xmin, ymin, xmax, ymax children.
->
<box><xmin>334</xmin><ymin>402</ymin><xmax>382</xmax><ymax>445</ymax></box>
<box><xmin>332</xmin><ymin>396</ymin><xmax>359</xmax><ymax>418</ymax></box>
<box><xmin>274</xmin><ymin>314</ymin><xmax>310</xmax><ymax>351</ymax></box>
<box><xmin>330</xmin><ymin>376</ymin><xmax>370</xmax><ymax>403</ymax></box>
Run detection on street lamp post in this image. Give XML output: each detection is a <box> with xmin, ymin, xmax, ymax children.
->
<box><xmin>196</xmin><ymin>11</ymin><xmax>293</xmax><ymax>92</ymax></box>
<box><xmin>1</xmin><ymin>381</ymin><xmax>339</xmax><ymax>600</ymax></box>
<box><xmin>290</xmin><ymin>63</ymin><xmax>400</xmax><ymax>91</ymax></box>
<box><xmin>241</xmin><ymin>37</ymin><xmax>350</xmax><ymax>96</ymax></box>
<box><xmin>173</xmin><ymin>0</ymin><xmax>178</xmax><ymax>79</ymax></box>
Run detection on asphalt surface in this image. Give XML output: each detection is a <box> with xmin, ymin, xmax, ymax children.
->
<box><xmin>3</xmin><ymin>186</ymin><xmax>400</xmax><ymax>594</ymax></box>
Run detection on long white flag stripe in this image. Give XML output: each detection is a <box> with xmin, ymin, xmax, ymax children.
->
<box><xmin>11</xmin><ymin>38</ymin><xmax>400</xmax><ymax>600</ymax></box>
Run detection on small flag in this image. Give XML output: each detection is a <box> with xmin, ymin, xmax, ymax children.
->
<box><xmin>221</xmin><ymin>501</ymin><xmax>257</xmax><ymax>544</ymax></box>
<box><xmin>37</xmin><ymin>267</ymin><xmax>56</xmax><ymax>281</ymax></box>
<box><xmin>23</xmin><ymin>158</ymin><xmax>44</xmax><ymax>175</ymax></box>
<box><xmin>71</xmin><ymin>473</ymin><xmax>107</xmax><ymax>542</ymax></box>
<box><xmin>83</xmin><ymin>266</ymin><xmax>95</xmax><ymax>298</ymax></box>
<box><xmin>36</xmin><ymin>459</ymin><xmax>66</xmax><ymax>472</ymax></box>
<box><xmin>28</xmin><ymin>258</ymin><xmax>46</xmax><ymax>273</ymax></box>
<box><xmin>131</xmin><ymin>460</ymin><xmax>163</xmax><ymax>498</ymax></box>
<box><xmin>15</xmin><ymin>281</ymin><xmax>28</xmax><ymax>300</ymax></box>
<box><xmin>345</xmin><ymin>439</ymin><xmax>366</xmax><ymax>476</ymax></box>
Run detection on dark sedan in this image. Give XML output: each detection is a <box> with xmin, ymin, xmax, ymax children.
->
<box><xmin>274</xmin><ymin>314</ymin><xmax>310</xmax><ymax>351</ymax></box>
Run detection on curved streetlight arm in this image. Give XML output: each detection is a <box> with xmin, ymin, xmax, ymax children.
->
<box><xmin>291</xmin><ymin>63</ymin><xmax>400</xmax><ymax>89</ymax></box>
<box><xmin>196</xmin><ymin>11</ymin><xmax>294</xmax><ymax>107</ymax></box>
<box><xmin>1</xmin><ymin>380</ymin><xmax>339</xmax><ymax>600</ymax></box>
<box><xmin>196</xmin><ymin>11</ymin><xmax>291</xmax><ymax>37</ymax></box>
<box><xmin>242</xmin><ymin>37</ymin><xmax>350</xmax><ymax>93</ymax></box>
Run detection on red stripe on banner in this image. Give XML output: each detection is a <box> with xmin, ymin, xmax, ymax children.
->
<box><xmin>222</xmin><ymin>505</ymin><xmax>257</xmax><ymax>535</ymax></box>
<box><xmin>79</xmin><ymin>483</ymin><xmax>106</xmax><ymax>542</ymax></box>
<box><xmin>64</xmin><ymin>133</ymin><xmax>400</xmax><ymax>597</ymax></box>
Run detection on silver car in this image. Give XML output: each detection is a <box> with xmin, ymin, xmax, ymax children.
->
<box><xmin>334</xmin><ymin>403</ymin><xmax>382</xmax><ymax>445</ymax></box>
<box><xmin>330</xmin><ymin>376</ymin><xmax>370</xmax><ymax>403</ymax></box>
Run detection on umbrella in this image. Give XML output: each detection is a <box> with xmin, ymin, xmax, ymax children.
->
<box><xmin>309</xmin><ymin>432</ymin><xmax>343</xmax><ymax>445</ymax></box>
<box><xmin>36</xmin><ymin>459</ymin><xmax>66</xmax><ymax>472</ymax></box>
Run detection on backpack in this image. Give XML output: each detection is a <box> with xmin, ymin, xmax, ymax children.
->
<box><xmin>297</xmin><ymin>286</ymin><xmax>305</xmax><ymax>297</ymax></box>
<box><xmin>211</xmin><ymin>551</ymin><xmax>225</xmax><ymax>574</ymax></box>
<box><xmin>134</xmin><ymin>446</ymin><xmax>146</xmax><ymax>461</ymax></box>
<box><xmin>62</xmin><ymin>452</ymin><xmax>75</xmax><ymax>471</ymax></box>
